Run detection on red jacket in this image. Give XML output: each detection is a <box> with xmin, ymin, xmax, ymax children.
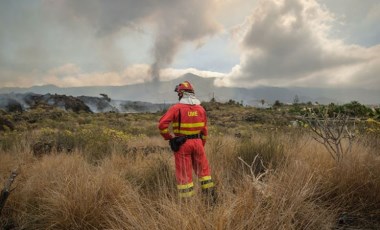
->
<box><xmin>158</xmin><ymin>103</ymin><xmax>208</xmax><ymax>143</ymax></box>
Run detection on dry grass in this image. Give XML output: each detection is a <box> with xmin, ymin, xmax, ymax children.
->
<box><xmin>1</xmin><ymin>129</ymin><xmax>380</xmax><ymax>229</ymax></box>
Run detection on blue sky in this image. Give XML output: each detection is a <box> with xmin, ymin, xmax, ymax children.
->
<box><xmin>0</xmin><ymin>0</ymin><xmax>379</xmax><ymax>89</ymax></box>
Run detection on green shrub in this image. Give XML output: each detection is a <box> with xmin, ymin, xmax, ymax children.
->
<box><xmin>0</xmin><ymin>132</ymin><xmax>23</xmax><ymax>151</ymax></box>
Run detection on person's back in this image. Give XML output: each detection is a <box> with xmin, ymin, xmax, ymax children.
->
<box><xmin>160</xmin><ymin>102</ymin><xmax>207</xmax><ymax>139</ymax></box>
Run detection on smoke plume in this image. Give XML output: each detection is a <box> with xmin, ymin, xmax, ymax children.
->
<box><xmin>56</xmin><ymin>0</ymin><xmax>220</xmax><ymax>81</ymax></box>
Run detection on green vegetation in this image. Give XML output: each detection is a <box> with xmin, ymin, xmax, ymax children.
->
<box><xmin>1</xmin><ymin>101</ymin><xmax>380</xmax><ymax>229</ymax></box>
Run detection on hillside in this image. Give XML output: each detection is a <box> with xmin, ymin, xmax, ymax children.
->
<box><xmin>0</xmin><ymin>93</ymin><xmax>166</xmax><ymax>113</ymax></box>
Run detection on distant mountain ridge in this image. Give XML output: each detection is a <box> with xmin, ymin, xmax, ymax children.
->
<box><xmin>1</xmin><ymin>73</ymin><xmax>379</xmax><ymax>105</ymax></box>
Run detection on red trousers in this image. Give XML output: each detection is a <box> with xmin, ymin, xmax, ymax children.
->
<box><xmin>174</xmin><ymin>139</ymin><xmax>214</xmax><ymax>197</ymax></box>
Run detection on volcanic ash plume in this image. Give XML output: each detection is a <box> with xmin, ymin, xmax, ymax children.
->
<box><xmin>57</xmin><ymin>0</ymin><xmax>220</xmax><ymax>82</ymax></box>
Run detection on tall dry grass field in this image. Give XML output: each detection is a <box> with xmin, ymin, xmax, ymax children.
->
<box><xmin>1</xmin><ymin>111</ymin><xmax>380</xmax><ymax>229</ymax></box>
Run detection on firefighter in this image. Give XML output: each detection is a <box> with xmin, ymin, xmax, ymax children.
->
<box><xmin>158</xmin><ymin>81</ymin><xmax>216</xmax><ymax>201</ymax></box>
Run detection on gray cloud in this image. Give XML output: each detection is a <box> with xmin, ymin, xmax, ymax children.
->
<box><xmin>216</xmin><ymin>0</ymin><xmax>378</xmax><ymax>89</ymax></box>
<box><xmin>241</xmin><ymin>0</ymin><xmax>365</xmax><ymax>78</ymax></box>
<box><xmin>0</xmin><ymin>0</ymin><xmax>104</xmax><ymax>81</ymax></box>
<box><xmin>319</xmin><ymin>0</ymin><xmax>380</xmax><ymax>47</ymax></box>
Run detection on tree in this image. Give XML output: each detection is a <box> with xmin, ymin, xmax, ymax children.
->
<box><xmin>342</xmin><ymin>101</ymin><xmax>371</xmax><ymax>117</ymax></box>
<box><xmin>260</xmin><ymin>99</ymin><xmax>265</xmax><ymax>107</ymax></box>
<box><xmin>100</xmin><ymin>94</ymin><xmax>111</xmax><ymax>102</ymax></box>
<box><xmin>293</xmin><ymin>95</ymin><xmax>300</xmax><ymax>105</ymax></box>
<box><xmin>210</xmin><ymin>92</ymin><xmax>216</xmax><ymax>103</ymax></box>
<box><xmin>273</xmin><ymin>100</ymin><xmax>282</xmax><ymax>107</ymax></box>
<box><xmin>303</xmin><ymin>110</ymin><xmax>355</xmax><ymax>162</ymax></box>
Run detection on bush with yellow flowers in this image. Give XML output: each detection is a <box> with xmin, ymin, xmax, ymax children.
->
<box><xmin>366</xmin><ymin>118</ymin><xmax>380</xmax><ymax>134</ymax></box>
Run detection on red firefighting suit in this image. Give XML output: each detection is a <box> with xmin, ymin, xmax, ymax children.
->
<box><xmin>158</xmin><ymin>95</ymin><xmax>214</xmax><ymax>198</ymax></box>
